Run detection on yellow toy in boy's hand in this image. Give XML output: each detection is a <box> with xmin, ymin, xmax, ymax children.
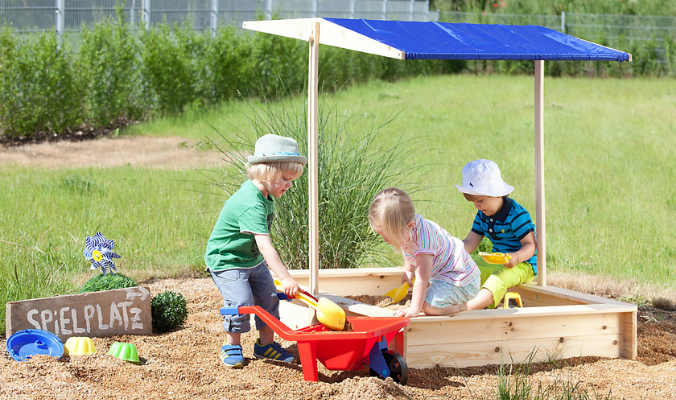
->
<box><xmin>479</xmin><ymin>252</ymin><xmax>512</xmax><ymax>264</ymax></box>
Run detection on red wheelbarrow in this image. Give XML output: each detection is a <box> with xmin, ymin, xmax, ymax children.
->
<box><xmin>220</xmin><ymin>300</ymin><xmax>410</xmax><ymax>384</ymax></box>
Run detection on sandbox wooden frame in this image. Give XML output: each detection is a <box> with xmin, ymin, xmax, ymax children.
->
<box><xmin>278</xmin><ymin>268</ymin><xmax>637</xmax><ymax>368</ymax></box>
<box><xmin>243</xmin><ymin>18</ymin><xmax>637</xmax><ymax>368</ymax></box>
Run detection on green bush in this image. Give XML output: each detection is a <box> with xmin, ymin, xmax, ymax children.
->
<box><xmin>2</xmin><ymin>8</ymin><xmax>673</xmax><ymax>141</ymax></box>
<box><xmin>0</xmin><ymin>30</ymin><xmax>81</xmax><ymax>138</ymax></box>
<box><xmin>79</xmin><ymin>273</ymin><xmax>137</xmax><ymax>293</ymax></box>
<box><xmin>77</xmin><ymin>9</ymin><xmax>145</xmax><ymax>126</ymax></box>
<box><xmin>151</xmin><ymin>291</ymin><xmax>188</xmax><ymax>333</ymax></box>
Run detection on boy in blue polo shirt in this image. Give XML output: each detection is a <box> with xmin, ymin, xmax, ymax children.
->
<box><xmin>454</xmin><ymin>159</ymin><xmax>537</xmax><ymax>311</ymax></box>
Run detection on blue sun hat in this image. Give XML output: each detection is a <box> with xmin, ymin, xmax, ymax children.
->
<box><xmin>456</xmin><ymin>159</ymin><xmax>514</xmax><ymax>197</ymax></box>
<box><xmin>247</xmin><ymin>134</ymin><xmax>307</xmax><ymax>165</ymax></box>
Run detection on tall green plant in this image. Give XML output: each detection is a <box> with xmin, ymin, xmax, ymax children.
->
<box><xmin>140</xmin><ymin>22</ymin><xmax>203</xmax><ymax>114</ymax></box>
<box><xmin>209</xmin><ymin>25</ymin><xmax>253</xmax><ymax>102</ymax></box>
<box><xmin>0</xmin><ymin>30</ymin><xmax>81</xmax><ymax>138</ymax></box>
<box><xmin>77</xmin><ymin>7</ymin><xmax>144</xmax><ymax>127</ymax></box>
<box><xmin>205</xmin><ymin>96</ymin><xmax>429</xmax><ymax>269</ymax></box>
<box><xmin>0</xmin><ymin>27</ymin><xmax>18</xmax><ymax>137</ymax></box>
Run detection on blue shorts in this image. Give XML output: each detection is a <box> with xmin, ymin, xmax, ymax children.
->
<box><xmin>209</xmin><ymin>261</ymin><xmax>279</xmax><ymax>334</ymax></box>
<box><xmin>425</xmin><ymin>274</ymin><xmax>481</xmax><ymax>308</ymax></box>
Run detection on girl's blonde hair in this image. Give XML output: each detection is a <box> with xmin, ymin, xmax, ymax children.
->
<box><xmin>246</xmin><ymin>161</ymin><xmax>304</xmax><ymax>183</ymax></box>
<box><xmin>368</xmin><ymin>188</ymin><xmax>416</xmax><ymax>250</ymax></box>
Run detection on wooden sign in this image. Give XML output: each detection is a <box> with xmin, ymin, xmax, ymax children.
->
<box><xmin>6</xmin><ymin>286</ymin><xmax>152</xmax><ymax>340</ymax></box>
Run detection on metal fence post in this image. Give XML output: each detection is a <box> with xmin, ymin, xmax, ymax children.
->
<box><xmin>426</xmin><ymin>1</ymin><xmax>430</xmax><ymax>22</ymax></box>
<box><xmin>410</xmin><ymin>0</ymin><xmax>414</xmax><ymax>21</ymax></box>
<box><xmin>561</xmin><ymin>11</ymin><xmax>566</xmax><ymax>33</ymax></box>
<box><xmin>211</xmin><ymin>0</ymin><xmax>218</xmax><ymax>37</ymax></box>
<box><xmin>382</xmin><ymin>0</ymin><xmax>387</xmax><ymax>20</ymax></box>
<box><xmin>143</xmin><ymin>0</ymin><xmax>151</xmax><ymax>30</ymax></box>
<box><xmin>350</xmin><ymin>0</ymin><xmax>355</xmax><ymax>19</ymax></box>
<box><xmin>130</xmin><ymin>0</ymin><xmax>136</xmax><ymax>27</ymax></box>
<box><xmin>55</xmin><ymin>0</ymin><xmax>64</xmax><ymax>37</ymax></box>
<box><xmin>313</xmin><ymin>0</ymin><xmax>318</xmax><ymax>18</ymax></box>
<box><xmin>266</xmin><ymin>0</ymin><xmax>272</xmax><ymax>20</ymax></box>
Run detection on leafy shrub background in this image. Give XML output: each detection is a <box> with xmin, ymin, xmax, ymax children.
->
<box><xmin>1</xmin><ymin>7</ymin><xmax>673</xmax><ymax>140</ymax></box>
<box><xmin>79</xmin><ymin>273</ymin><xmax>137</xmax><ymax>293</ymax></box>
<box><xmin>77</xmin><ymin>12</ymin><xmax>144</xmax><ymax>127</ymax></box>
<box><xmin>151</xmin><ymin>291</ymin><xmax>188</xmax><ymax>333</ymax></box>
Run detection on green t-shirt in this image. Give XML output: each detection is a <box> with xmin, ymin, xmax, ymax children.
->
<box><xmin>204</xmin><ymin>180</ymin><xmax>274</xmax><ymax>271</ymax></box>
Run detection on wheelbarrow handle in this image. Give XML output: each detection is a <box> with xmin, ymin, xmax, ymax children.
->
<box><xmin>220</xmin><ymin>293</ymin><xmax>291</xmax><ymax>315</ymax></box>
<box><xmin>219</xmin><ymin>301</ymin><xmax>295</xmax><ymax>341</ymax></box>
<box><xmin>219</xmin><ymin>306</ymin><xmax>242</xmax><ymax>316</ymax></box>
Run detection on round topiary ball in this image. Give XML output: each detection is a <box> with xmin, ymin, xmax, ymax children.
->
<box><xmin>151</xmin><ymin>291</ymin><xmax>188</xmax><ymax>333</ymax></box>
<box><xmin>79</xmin><ymin>273</ymin><xmax>137</xmax><ymax>293</ymax></box>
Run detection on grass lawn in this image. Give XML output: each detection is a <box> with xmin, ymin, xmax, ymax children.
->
<box><xmin>2</xmin><ymin>73</ymin><xmax>675</xmax><ymax>334</ymax></box>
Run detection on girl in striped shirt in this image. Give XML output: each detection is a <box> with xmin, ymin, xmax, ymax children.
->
<box><xmin>369</xmin><ymin>188</ymin><xmax>481</xmax><ymax>318</ymax></box>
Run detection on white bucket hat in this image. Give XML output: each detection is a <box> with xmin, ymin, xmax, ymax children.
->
<box><xmin>247</xmin><ymin>134</ymin><xmax>307</xmax><ymax>165</ymax></box>
<box><xmin>455</xmin><ymin>159</ymin><xmax>514</xmax><ymax>197</ymax></box>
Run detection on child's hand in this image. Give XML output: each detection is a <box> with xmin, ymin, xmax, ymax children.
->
<box><xmin>504</xmin><ymin>253</ymin><xmax>519</xmax><ymax>268</ymax></box>
<box><xmin>394</xmin><ymin>307</ymin><xmax>419</xmax><ymax>318</ymax></box>
<box><xmin>280</xmin><ymin>277</ymin><xmax>299</xmax><ymax>297</ymax></box>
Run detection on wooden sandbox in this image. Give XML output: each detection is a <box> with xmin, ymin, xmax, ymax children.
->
<box><xmin>246</xmin><ymin>18</ymin><xmax>636</xmax><ymax>370</ymax></box>
<box><xmin>278</xmin><ymin>268</ymin><xmax>637</xmax><ymax>369</ymax></box>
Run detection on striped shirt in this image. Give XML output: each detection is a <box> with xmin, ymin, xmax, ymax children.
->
<box><xmin>402</xmin><ymin>214</ymin><xmax>480</xmax><ymax>287</ymax></box>
<box><xmin>471</xmin><ymin>197</ymin><xmax>537</xmax><ymax>274</ymax></box>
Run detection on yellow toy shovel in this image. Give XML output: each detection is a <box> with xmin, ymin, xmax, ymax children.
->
<box><xmin>274</xmin><ymin>278</ymin><xmax>346</xmax><ymax>331</ymax></box>
<box><xmin>378</xmin><ymin>278</ymin><xmax>415</xmax><ymax>307</ymax></box>
<box><xmin>479</xmin><ymin>252</ymin><xmax>512</xmax><ymax>264</ymax></box>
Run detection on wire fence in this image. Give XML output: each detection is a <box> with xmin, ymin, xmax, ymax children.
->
<box><xmin>1</xmin><ymin>2</ymin><xmax>674</xmax><ymax>64</ymax></box>
<box><xmin>0</xmin><ymin>0</ymin><xmax>434</xmax><ymax>35</ymax></box>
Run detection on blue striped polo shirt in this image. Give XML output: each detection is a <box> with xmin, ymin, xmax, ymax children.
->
<box><xmin>471</xmin><ymin>197</ymin><xmax>537</xmax><ymax>275</ymax></box>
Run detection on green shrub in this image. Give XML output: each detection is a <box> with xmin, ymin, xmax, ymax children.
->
<box><xmin>0</xmin><ymin>30</ymin><xmax>81</xmax><ymax>138</ymax></box>
<box><xmin>140</xmin><ymin>22</ymin><xmax>208</xmax><ymax>115</ymax></box>
<box><xmin>79</xmin><ymin>273</ymin><xmax>137</xmax><ymax>293</ymax></box>
<box><xmin>151</xmin><ymin>291</ymin><xmax>188</xmax><ymax>333</ymax></box>
<box><xmin>77</xmin><ymin>8</ymin><xmax>145</xmax><ymax>127</ymax></box>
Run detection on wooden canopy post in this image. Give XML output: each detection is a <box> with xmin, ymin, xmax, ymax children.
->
<box><xmin>308</xmin><ymin>21</ymin><xmax>320</xmax><ymax>295</ymax></box>
<box><xmin>534</xmin><ymin>60</ymin><xmax>546</xmax><ymax>286</ymax></box>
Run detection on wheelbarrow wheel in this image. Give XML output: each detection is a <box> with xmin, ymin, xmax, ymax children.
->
<box><xmin>369</xmin><ymin>350</ymin><xmax>409</xmax><ymax>385</ymax></box>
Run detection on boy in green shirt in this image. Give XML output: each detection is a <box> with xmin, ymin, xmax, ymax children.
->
<box><xmin>205</xmin><ymin>134</ymin><xmax>306</xmax><ymax>368</ymax></box>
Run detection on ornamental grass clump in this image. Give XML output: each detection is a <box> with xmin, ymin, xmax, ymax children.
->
<box><xmin>151</xmin><ymin>291</ymin><xmax>188</xmax><ymax>333</ymax></box>
<box><xmin>205</xmin><ymin>95</ymin><xmax>429</xmax><ymax>269</ymax></box>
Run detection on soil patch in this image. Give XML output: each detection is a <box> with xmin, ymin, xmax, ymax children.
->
<box><xmin>2</xmin><ymin>276</ymin><xmax>675</xmax><ymax>400</ymax></box>
<box><xmin>0</xmin><ymin>136</ymin><xmax>226</xmax><ymax>170</ymax></box>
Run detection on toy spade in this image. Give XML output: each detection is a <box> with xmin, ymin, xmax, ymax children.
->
<box><xmin>479</xmin><ymin>252</ymin><xmax>512</xmax><ymax>264</ymax></box>
<box><xmin>274</xmin><ymin>278</ymin><xmax>346</xmax><ymax>331</ymax></box>
<box><xmin>380</xmin><ymin>278</ymin><xmax>416</xmax><ymax>306</ymax></box>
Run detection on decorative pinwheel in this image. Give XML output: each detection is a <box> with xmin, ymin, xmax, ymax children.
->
<box><xmin>83</xmin><ymin>232</ymin><xmax>121</xmax><ymax>275</ymax></box>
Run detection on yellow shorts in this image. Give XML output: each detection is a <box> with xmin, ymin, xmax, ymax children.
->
<box><xmin>475</xmin><ymin>257</ymin><xmax>535</xmax><ymax>309</ymax></box>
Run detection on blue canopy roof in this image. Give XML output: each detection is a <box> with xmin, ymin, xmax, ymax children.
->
<box><xmin>323</xmin><ymin>18</ymin><xmax>631</xmax><ymax>62</ymax></box>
